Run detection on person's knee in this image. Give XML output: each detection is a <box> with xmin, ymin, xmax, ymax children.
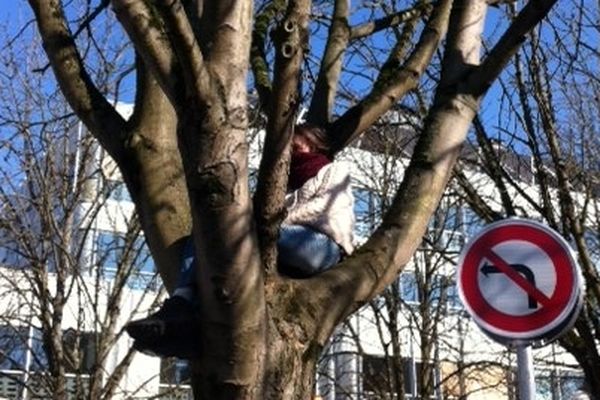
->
<box><xmin>278</xmin><ymin>254</ymin><xmax>320</xmax><ymax>278</ymax></box>
<box><xmin>279</xmin><ymin>249</ymin><xmax>339</xmax><ymax>278</ymax></box>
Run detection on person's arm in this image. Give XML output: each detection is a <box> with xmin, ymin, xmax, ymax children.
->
<box><xmin>284</xmin><ymin>163</ymin><xmax>350</xmax><ymax>225</ymax></box>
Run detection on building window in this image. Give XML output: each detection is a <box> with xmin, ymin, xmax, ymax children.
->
<box><xmin>62</xmin><ymin>329</ymin><xmax>96</xmax><ymax>374</ymax></box>
<box><xmin>0</xmin><ymin>243</ymin><xmax>24</xmax><ymax>269</ymax></box>
<box><xmin>160</xmin><ymin>358</ymin><xmax>190</xmax><ymax>385</ymax></box>
<box><xmin>353</xmin><ymin>188</ymin><xmax>382</xmax><ymax>240</ymax></box>
<box><xmin>445</xmin><ymin>280</ymin><xmax>463</xmax><ymax>310</ymax></box>
<box><xmin>362</xmin><ymin>354</ymin><xmax>440</xmax><ymax>399</ymax></box>
<box><xmin>0</xmin><ymin>325</ymin><xmax>27</xmax><ymax>371</ymax></box>
<box><xmin>104</xmin><ymin>180</ymin><xmax>131</xmax><ymax>202</ymax></box>
<box><xmin>95</xmin><ymin>231</ymin><xmax>124</xmax><ymax>271</ymax></box>
<box><xmin>94</xmin><ymin>231</ymin><xmax>157</xmax><ymax>290</ymax></box>
<box><xmin>0</xmin><ymin>325</ymin><xmax>47</xmax><ymax>372</ymax></box>
<box><xmin>411</xmin><ymin>361</ymin><xmax>441</xmax><ymax>399</ymax></box>
<box><xmin>583</xmin><ymin>229</ymin><xmax>600</xmax><ymax>266</ymax></box>
<box><xmin>362</xmin><ymin>353</ymin><xmax>403</xmax><ymax>397</ymax></box>
<box><xmin>463</xmin><ymin>207</ymin><xmax>485</xmax><ymax>239</ymax></box>
<box><xmin>438</xmin><ymin>230</ymin><xmax>465</xmax><ymax>253</ymax></box>
<box><xmin>248</xmin><ymin>168</ymin><xmax>258</xmax><ymax>194</ymax></box>
<box><xmin>399</xmin><ymin>272</ymin><xmax>419</xmax><ymax>304</ymax></box>
<box><xmin>158</xmin><ymin>358</ymin><xmax>193</xmax><ymax>399</ymax></box>
<box><xmin>535</xmin><ymin>371</ymin><xmax>588</xmax><ymax>400</ymax></box>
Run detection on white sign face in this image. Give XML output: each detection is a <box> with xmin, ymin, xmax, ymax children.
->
<box><xmin>457</xmin><ymin>219</ymin><xmax>583</xmax><ymax>345</ymax></box>
<box><xmin>478</xmin><ymin>240</ymin><xmax>557</xmax><ymax>317</ymax></box>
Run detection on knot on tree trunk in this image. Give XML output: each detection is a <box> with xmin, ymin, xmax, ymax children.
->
<box><xmin>196</xmin><ymin>161</ymin><xmax>238</xmax><ymax>208</ymax></box>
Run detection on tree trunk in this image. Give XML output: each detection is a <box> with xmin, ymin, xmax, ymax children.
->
<box><xmin>188</xmin><ymin>276</ymin><xmax>327</xmax><ymax>400</ymax></box>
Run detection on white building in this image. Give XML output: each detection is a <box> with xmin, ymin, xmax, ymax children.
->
<box><xmin>0</xmin><ymin>103</ymin><xmax>189</xmax><ymax>399</ymax></box>
<box><xmin>0</xmin><ymin>109</ymin><xmax>591</xmax><ymax>399</ymax></box>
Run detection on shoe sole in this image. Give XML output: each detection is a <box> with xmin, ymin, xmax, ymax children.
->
<box><xmin>133</xmin><ymin>337</ymin><xmax>201</xmax><ymax>359</ymax></box>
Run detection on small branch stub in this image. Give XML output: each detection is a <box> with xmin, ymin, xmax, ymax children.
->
<box><xmin>281</xmin><ymin>42</ymin><xmax>295</xmax><ymax>58</ymax></box>
<box><xmin>196</xmin><ymin>161</ymin><xmax>237</xmax><ymax>208</ymax></box>
<box><xmin>283</xmin><ymin>19</ymin><xmax>296</xmax><ymax>33</ymax></box>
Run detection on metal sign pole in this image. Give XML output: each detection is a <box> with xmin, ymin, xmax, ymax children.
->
<box><xmin>516</xmin><ymin>345</ymin><xmax>535</xmax><ymax>400</ymax></box>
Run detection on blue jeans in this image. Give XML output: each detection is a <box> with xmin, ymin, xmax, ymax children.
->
<box><xmin>175</xmin><ymin>238</ymin><xmax>197</xmax><ymax>289</ymax></box>
<box><xmin>176</xmin><ymin>224</ymin><xmax>341</xmax><ymax>289</ymax></box>
<box><xmin>277</xmin><ymin>224</ymin><xmax>341</xmax><ymax>277</ymax></box>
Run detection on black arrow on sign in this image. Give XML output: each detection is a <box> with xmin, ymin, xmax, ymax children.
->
<box><xmin>481</xmin><ymin>263</ymin><xmax>538</xmax><ymax>309</ymax></box>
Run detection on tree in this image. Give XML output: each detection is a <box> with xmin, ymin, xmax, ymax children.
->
<box><xmin>0</xmin><ymin>20</ymin><xmax>167</xmax><ymax>399</ymax></box>
<box><xmin>330</xmin><ymin>130</ymin><xmax>517</xmax><ymax>398</ymax></box>
<box><xmin>452</xmin><ymin>2</ymin><xmax>600</xmax><ymax>395</ymax></box>
<box><xmin>24</xmin><ymin>0</ymin><xmax>560</xmax><ymax>398</ymax></box>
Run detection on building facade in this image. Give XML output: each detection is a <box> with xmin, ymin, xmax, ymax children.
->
<box><xmin>0</xmin><ymin>110</ymin><xmax>592</xmax><ymax>399</ymax></box>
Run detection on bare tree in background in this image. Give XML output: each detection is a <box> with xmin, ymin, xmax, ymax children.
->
<box><xmin>13</xmin><ymin>0</ymin><xmax>564</xmax><ymax>398</ymax></box>
<box><xmin>328</xmin><ymin>126</ymin><xmax>515</xmax><ymax>399</ymax></box>
<box><xmin>454</xmin><ymin>3</ymin><xmax>600</xmax><ymax>397</ymax></box>
<box><xmin>0</xmin><ymin>23</ymin><xmax>165</xmax><ymax>399</ymax></box>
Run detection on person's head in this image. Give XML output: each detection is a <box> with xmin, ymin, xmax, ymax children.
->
<box><xmin>293</xmin><ymin>123</ymin><xmax>331</xmax><ymax>155</ymax></box>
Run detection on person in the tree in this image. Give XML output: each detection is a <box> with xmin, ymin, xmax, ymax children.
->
<box><xmin>126</xmin><ymin>123</ymin><xmax>355</xmax><ymax>358</ymax></box>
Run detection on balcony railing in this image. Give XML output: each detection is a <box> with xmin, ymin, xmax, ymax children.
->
<box><xmin>0</xmin><ymin>370</ymin><xmax>90</xmax><ymax>399</ymax></box>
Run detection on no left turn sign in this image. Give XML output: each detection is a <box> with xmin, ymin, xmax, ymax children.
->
<box><xmin>457</xmin><ymin>219</ymin><xmax>584</xmax><ymax>346</ymax></box>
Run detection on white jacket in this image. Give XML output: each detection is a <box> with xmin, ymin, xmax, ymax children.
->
<box><xmin>284</xmin><ymin>162</ymin><xmax>355</xmax><ymax>255</ymax></box>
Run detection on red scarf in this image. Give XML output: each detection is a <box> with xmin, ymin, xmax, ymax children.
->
<box><xmin>288</xmin><ymin>151</ymin><xmax>331</xmax><ymax>191</ymax></box>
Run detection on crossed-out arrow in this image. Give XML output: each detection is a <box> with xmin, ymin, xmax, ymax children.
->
<box><xmin>481</xmin><ymin>263</ymin><xmax>538</xmax><ymax>309</ymax></box>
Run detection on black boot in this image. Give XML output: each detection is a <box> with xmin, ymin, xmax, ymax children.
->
<box><xmin>125</xmin><ymin>296</ymin><xmax>201</xmax><ymax>358</ymax></box>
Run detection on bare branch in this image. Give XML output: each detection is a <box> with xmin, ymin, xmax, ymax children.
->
<box><xmin>254</xmin><ymin>0</ymin><xmax>311</xmax><ymax>272</ymax></box>
<box><xmin>330</xmin><ymin>0</ymin><xmax>452</xmax><ymax>152</ymax></box>
<box><xmin>111</xmin><ymin>0</ymin><xmax>182</xmax><ymax>105</ymax></box>
<box><xmin>307</xmin><ymin>0</ymin><xmax>489</xmax><ymax>342</ymax></box>
<box><xmin>308</xmin><ymin>2</ymin><xmax>433</xmax><ymax>127</ymax></box>
<box><xmin>250</xmin><ymin>0</ymin><xmax>287</xmax><ymax>110</ymax></box>
<box><xmin>72</xmin><ymin>0</ymin><xmax>111</xmax><ymax>39</ymax></box>
<box><xmin>154</xmin><ymin>0</ymin><xmax>212</xmax><ymax>100</ymax></box>
<box><xmin>27</xmin><ymin>0</ymin><xmax>127</xmax><ymax>160</ymax></box>
<box><xmin>350</xmin><ymin>2</ymin><xmax>433</xmax><ymax>40</ymax></box>
<box><xmin>467</xmin><ymin>0</ymin><xmax>560</xmax><ymax>97</ymax></box>
<box><xmin>307</xmin><ymin>0</ymin><xmax>351</xmax><ymax>125</ymax></box>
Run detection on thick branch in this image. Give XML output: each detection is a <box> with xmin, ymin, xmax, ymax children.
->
<box><xmin>308</xmin><ymin>0</ymin><xmax>488</xmax><ymax>343</ymax></box>
<box><xmin>306</xmin><ymin>0</ymin><xmax>351</xmax><ymax>125</ymax></box>
<box><xmin>251</xmin><ymin>0</ymin><xmax>287</xmax><ymax>109</ymax></box>
<box><xmin>330</xmin><ymin>0</ymin><xmax>452</xmax><ymax>152</ymax></box>
<box><xmin>28</xmin><ymin>0</ymin><xmax>127</xmax><ymax>160</ymax></box>
<box><xmin>254</xmin><ymin>0</ymin><xmax>311</xmax><ymax>272</ymax></box>
<box><xmin>467</xmin><ymin>0</ymin><xmax>560</xmax><ymax>97</ymax></box>
<box><xmin>202</xmin><ymin>0</ymin><xmax>254</xmax><ymax>89</ymax></box>
<box><xmin>111</xmin><ymin>0</ymin><xmax>181</xmax><ymax>105</ymax></box>
<box><xmin>305</xmin><ymin>0</ymin><xmax>561</xmax><ymax>342</ymax></box>
<box><xmin>154</xmin><ymin>0</ymin><xmax>213</xmax><ymax>101</ymax></box>
<box><xmin>126</xmin><ymin>57</ymin><xmax>191</xmax><ymax>290</ymax></box>
<box><xmin>308</xmin><ymin>2</ymin><xmax>433</xmax><ymax>127</ymax></box>
<box><xmin>350</xmin><ymin>2</ymin><xmax>433</xmax><ymax>40</ymax></box>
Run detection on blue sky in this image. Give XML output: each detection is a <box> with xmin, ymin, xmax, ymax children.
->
<box><xmin>1</xmin><ymin>2</ymin><xmax>32</xmax><ymax>28</ymax></box>
<box><xmin>0</xmin><ymin>1</ymin><xmax>510</xmax><ymax>162</ymax></box>
<box><xmin>2</xmin><ymin>1</ymin><xmax>589</xmax><ymax>156</ymax></box>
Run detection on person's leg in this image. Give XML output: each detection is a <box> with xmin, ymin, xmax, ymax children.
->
<box><xmin>172</xmin><ymin>237</ymin><xmax>197</xmax><ymax>301</ymax></box>
<box><xmin>125</xmin><ymin>236</ymin><xmax>201</xmax><ymax>358</ymax></box>
<box><xmin>127</xmin><ymin>294</ymin><xmax>201</xmax><ymax>358</ymax></box>
<box><xmin>277</xmin><ymin>224</ymin><xmax>341</xmax><ymax>278</ymax></box>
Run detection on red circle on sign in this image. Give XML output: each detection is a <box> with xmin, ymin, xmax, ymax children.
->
<box><xmin>458</xmin><ymin>220</ymin><xmax>578</xmax><ymax>340</ymax></box>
